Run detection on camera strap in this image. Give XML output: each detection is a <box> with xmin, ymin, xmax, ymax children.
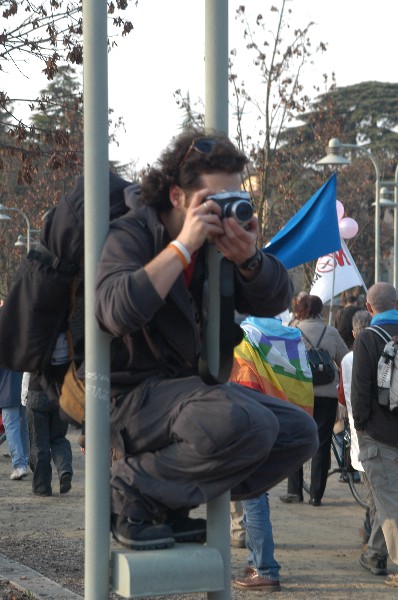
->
<box><xmin>198</xmin><ymin>243</ymin><xmax>236</xmax><ymax>384</ymax></box>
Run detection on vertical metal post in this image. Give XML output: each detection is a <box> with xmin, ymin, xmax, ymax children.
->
<box><xmin>83</xmin><ymin>0</ymin><xmax>111</xmax><ymax>598</ymax></box>
<box><xmin>204</xmin><ymin>2</ymin><xmax>231</xmax><ymax>600</ymax></box>
<box><xmin>26</xmin><ymin>220</ymin><xmax>31</xmax><ymax>253</ymax></box>
<box><xmin>375</xmin><ymin>175</ymin><xmax>381</xmax><ymax>283</ymax></box>
<box><xmin>394</xmin><ymin>165</ymin><xmax>398</xmax><ymax>290</ymax></box>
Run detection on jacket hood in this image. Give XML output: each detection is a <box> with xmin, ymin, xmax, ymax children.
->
<box><xmin>122</xmin><ymin>184</ymin><xmax>167</xmax><ymax>252</ymax></box>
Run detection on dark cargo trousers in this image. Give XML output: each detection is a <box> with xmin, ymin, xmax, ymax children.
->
<box><xmin>110</xmin><ymin>376</ymin><xmax>319</xmax><ymax>519</ymax></box>
<box><xmin>27</xmin><ymin>390</ymin><xmax>73</xmax><ymax>494</ymax></box>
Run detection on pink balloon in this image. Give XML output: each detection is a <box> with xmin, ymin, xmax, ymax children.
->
<box><xmin>336</xmin><ymin>200</ymin><xmax>344</xmax><ymax>222</ymax></box>
<box><xmin>339</xmin><ymin>217</ymin><xmax>358</xmax><ymax>239</ymax></box>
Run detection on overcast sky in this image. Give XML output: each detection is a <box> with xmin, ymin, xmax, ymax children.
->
<box><xmin>5</xmin><ymin>0</ymin><xmax>398</xmax><ymax>168</ymax></box>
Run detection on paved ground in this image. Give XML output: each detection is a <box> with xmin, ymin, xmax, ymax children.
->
<box><xmin>0</xmin><ymin>427</ymin><xmax>397</xmax><ymax>599</ymax></box>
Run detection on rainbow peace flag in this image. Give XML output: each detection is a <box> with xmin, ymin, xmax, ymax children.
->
<box><xmin>230</xmin><ymin>316</ymin><xmax>314</xmax><ymax>415</ymax></box>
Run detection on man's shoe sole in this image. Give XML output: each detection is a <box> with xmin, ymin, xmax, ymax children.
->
<box><xmin>174</xmin><ymin>529</ymin><xmax>206</xmax><ymax>543</ymax></box>
<box><xmin>111</xmin><ymin>525</ymin><xmax>174</xmax><ymax>551</ymax></box>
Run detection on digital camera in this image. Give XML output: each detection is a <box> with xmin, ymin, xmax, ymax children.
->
<box><xmin>206</xmin><ymin>191</ymin><xmax>253</xmax><ymax>226</ymax></box>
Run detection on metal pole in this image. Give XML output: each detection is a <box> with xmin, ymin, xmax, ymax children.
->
<box><xmin>83</xmin><ymin>0</ymin><xmax>110</xmax><ymax>598</ymax></box>
<box><xmin>394</xmin><ymin>165</ymin><xmax>398</xmax><ymax>289</ymax></box>
<box><xmin>26</xmin><ymin>220</ymin><xmax>31</xmax><ymax>253</ymax></box>
<box><xmin>336</xmin><ymin>144</ymin><xmax>381</xmax><ymax>283</ymax></box>
<box><xmin>205</xmin><ymin>2</ymin><xmax>230</xmax><ymax>600</ymax></box>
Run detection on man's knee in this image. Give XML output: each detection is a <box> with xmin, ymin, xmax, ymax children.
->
<box><xmin>171</xmin><ymin>387</ymin><xmax>279</xmax><ymax>458</ymax></box>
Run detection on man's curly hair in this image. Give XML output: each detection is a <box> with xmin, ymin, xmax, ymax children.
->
<box><xmin>140</xmin><ymin>127</ymin><xmax>248</xmax><ymax>211</ymax></box>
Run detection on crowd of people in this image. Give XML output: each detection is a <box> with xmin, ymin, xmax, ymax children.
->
<box><xmin>1</xmin><ymin>127</ymin><xmax>397</xmax><ymax>591</ymax></box>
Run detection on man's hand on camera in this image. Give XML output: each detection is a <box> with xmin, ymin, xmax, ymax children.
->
<box><xmin>177</xmin><ymin>190</ymin><xmax>224</xmax><ymax>255</ymax></box>
<box><xmin>214</xmin><ymin>214</ymin><xmax>259</xmax><ymax>265</ymax></box>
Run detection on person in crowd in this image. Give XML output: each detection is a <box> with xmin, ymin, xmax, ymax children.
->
<box><xmin>288</xmin><ymin>291</ymin><xmax>307</xmax><ymax>327</ymax></box>
<box><xmin>339</xmin><ymin>310</ymin><xmax>388</xmax><ymax>573</ymax></box>
<box><xmin>26</xmin><ymin>372</ymin><xmax>73</xmax><ymax>496</ymax></box>
<box><xmin>351</xmin><ymin>282</ymin><xmax>398</xmax><ymax>587</ymax></box>
<box><xmin>0</xmin><ymin>368</ymin><xmax>29</xmax><ymax>480</ymax></box>
<box><xmin>230</xmin><ymin>501</ymin><xmax>246</xmax><ymax>548</ymax></box>
<box><xmin>229</xmin><ymin>315</ymin><xmax>314</xmax><ymax>591</ymax></box>
<box><xmin>94</xmin><ymin>127</ymin><xmax>318</xmax><ymax>551</ymax></box>
<box><xmin>280</xmin><ymin>294</ymin><xmax>348</xmax><ymax>506</ymax></box>
<box><xmin>335</xmin><ymin>294</ymin><xmax>361</xmax><ymax>349</ymax></box>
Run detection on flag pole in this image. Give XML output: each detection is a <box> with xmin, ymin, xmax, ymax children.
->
<box><xmin>328</xmin><ymin>247</ymin><xmax>338</xmax><ymax>325</ymax></box>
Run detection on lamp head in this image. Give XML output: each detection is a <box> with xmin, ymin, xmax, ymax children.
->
<box><xmin>14</xmin><ymin>234</ymin><xmax>26</xmax><ymax>247</ymax></box>
<box><xmin>378</xmin><ymin>187</ymin><xmax>396</xmax><ymax>207</ymax></box>
<box><xmin>316</xmin><ymin>138</ymin><xmax>350</xmax><ymax>166</ymax></box>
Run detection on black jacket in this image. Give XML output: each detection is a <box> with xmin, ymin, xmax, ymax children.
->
<box><xmin>351</xmin><ymin>321</ymin><xmax>398</xmax><ymax>447</ymax></box>
<box><xmin>95</xmin><ymin>185</ymin><xmax>293</xmax><ymax>389</ymax></box>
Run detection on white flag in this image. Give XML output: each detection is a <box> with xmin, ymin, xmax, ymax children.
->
<box><xmin>310</xmin><ymin>239</ymin><xmax>367</xmax><ymax>303</ymax></box>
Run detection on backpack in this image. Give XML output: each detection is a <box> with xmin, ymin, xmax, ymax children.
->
<box><xmin>299</xmin><ymin>326</ymin><xmax>336</xmax><ymax>386</ymax></box>
<box><xmin>367</xmin><ymin>325</ymin><xmax>398</xmax><ymax>414</ymax></box>
<box><xmin>0</xmin><ymin>172</ymin><xmax>136</xmax><ymax>425</ymax></box>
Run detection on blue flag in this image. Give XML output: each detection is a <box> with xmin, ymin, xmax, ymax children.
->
<box><xmin>263</xmin><ymin>174</ymin><xmax>341</xmax><ymax>270</ymax></box>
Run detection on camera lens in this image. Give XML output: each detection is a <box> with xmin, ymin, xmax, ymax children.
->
<box><xmin>230</xmin><ymin>201</ymin><xmax>253</xmax><ymax>224</ymax></box>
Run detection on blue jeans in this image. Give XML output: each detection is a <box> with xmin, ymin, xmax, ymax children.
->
<box><xmin>2</xmin><ymin>405</ymin><xmax>29</xmax><ymax>469</ymax></box>
<box><xmin>242</xmin><ymin>493</ymin><xmax>281</xmax><ymax>581</ymax></box>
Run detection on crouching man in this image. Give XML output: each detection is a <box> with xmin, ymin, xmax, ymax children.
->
<box><xmin>95</xmin><ymin>128</ymin><xmax>318</xmax><ymax>550</ymax></box>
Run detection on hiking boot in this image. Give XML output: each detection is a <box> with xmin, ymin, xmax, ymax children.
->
<box><xmin>385</xmin><ymin>573</ymin><xmax>398</xmax><ymax>587</ymax></box>
<box><xmin>359</xmin><ymin>552</ymin><xmax>387</xmax><ymax>575</ymax></box>
<box><xmin>279</xmin><ymin>493</ymin><xmax>303</xmax><ymax>504</ymax></box>
<box><xmin>111</xmin><ymin>514</ymin><xmax>174</xmax><ymax>550</ymax></box>
<box><xmin>60</xmin><ymin>473</ymin><xmax>72</xmax><ymax>494</ymax></box>
<box><xmin>168</xmin><ymin>516</ymin><xmax>207</xmax><ymax>543</ymax></box>
<box><xmin>10</xmin><ymin>466</ymin><xmax>28</xmax><ymax>480</ymax></box>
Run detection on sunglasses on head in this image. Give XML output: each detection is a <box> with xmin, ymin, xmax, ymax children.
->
<box><xmin>179</xmin><ymin>137</ymin><xmax>221</xmax><ymax>167</ymax></box>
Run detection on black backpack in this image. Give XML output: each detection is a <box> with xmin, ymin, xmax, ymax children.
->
<box><xmin>299</xmin><ymin>326</ymin><xmax>337</xmax><ymax>386</ymax></box>
<box><xmin>0</xmin><ymin>172</ymin><xmax>134</xmax><ymax>377</ymax></box>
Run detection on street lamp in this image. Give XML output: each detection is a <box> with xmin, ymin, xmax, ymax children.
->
<box><xmin>14</xmin><ymin>229</ymin><xmax>41</xmax><ymax>251</ymax></box>
<box><xmin>14</xmin><ymin>234</ymin><xmax>27</xmax><ymax>248</ymax></box>
<box><xmin>317</xmin><ymin>138</ymin><xmax>381</xmax><ymax>283</ymax></box>
<box><xmin>0</xmin><ymin>204</ymin><xmax>31</xmax><ymax>252</ymax></box>
<box><xmin>379</xmin><ymin>168</ymin><xmax>398</xmax><ymax>288</ymax></box>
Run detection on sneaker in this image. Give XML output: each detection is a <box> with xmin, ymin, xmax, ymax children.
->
<box><xmin>60</xmin><ymin>473</ymin><xmax>72</xmax><ymax>494</ymax></box>
<box><xmin>111</xmin><ymin>513</ymin><xmax>174</xmax><ymax>550</ymax></box>
<box><xmin>385</xmin><ymin>573</ymin><xmax>398</xmax><ymax>587</ymax></box>
<box><xmin>279</xmin><ymin>493</ymin><xmax>303</xmax><ymax>504</ymax></box>
<box><xmin>10</xmin><ymin>466</ymin><xmax>28</xmax><ymax>480</ymax></box>
<box><xmin>359</xmin><ymin>552</ymin><xmax>387</xmax><ymax>575</ymax></box>
<box><xmin>168</xmin><ymin>516</ymin><xmax>207</xmax><ymax>543</ymax></box>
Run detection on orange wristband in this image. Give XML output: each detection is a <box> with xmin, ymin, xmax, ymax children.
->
<box><xmin>167</xmin><ymin>241</ymin><xmax>190</xmax><ymax>270</ymax></box>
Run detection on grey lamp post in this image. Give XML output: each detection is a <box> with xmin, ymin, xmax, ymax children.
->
<box><xmin>317</xmin><ymin>138</ymin><xmax>381</xmax><ymax>284</ymax></box>
<box><xmin>0</xmin><ymin>204</ymin><xmax>31</xmax><ymax>252</ymax></box>
<box><xmin>378</xmin><ymin>167</ymin><xmax>398</xmax><ymax>288</ymax></box>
